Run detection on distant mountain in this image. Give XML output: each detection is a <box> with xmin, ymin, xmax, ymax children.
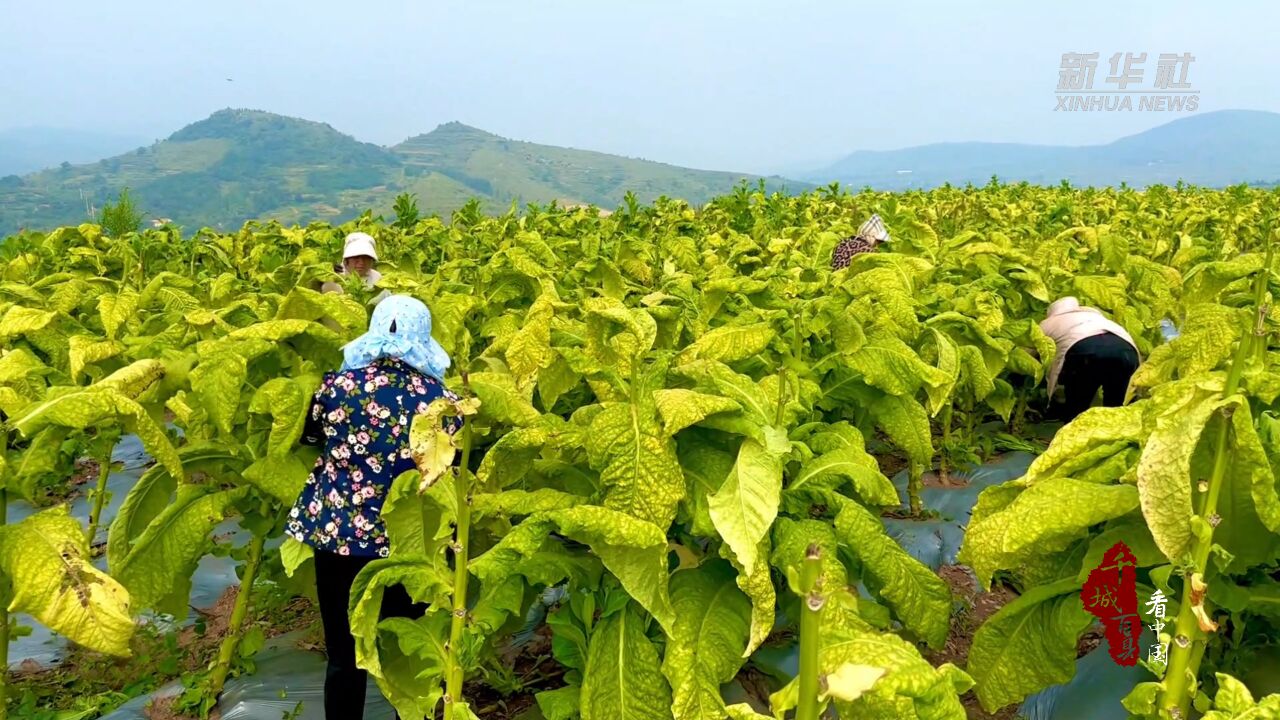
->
<box><xmin>0</xmin><ymin>127</ymin><xmax>149</xmax><ymax>177</ymax></box>
<box><xmin>807</xmin><ymin>110</ymin><xmax>1280</xmax><ymax>189</ymax></box>
<box><xmin>0</xmin><ymin>109</ymin><xmax>802</xmax><ymax>232</ymax></box>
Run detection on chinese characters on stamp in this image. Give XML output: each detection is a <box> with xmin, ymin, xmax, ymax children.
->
<box><xmin>1081</xmin><ymin>542</ymin><xmax>1141</xmax><ymax>666</ymax></box>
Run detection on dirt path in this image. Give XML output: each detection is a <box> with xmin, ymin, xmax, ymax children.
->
<box><xmin>929</xmin><ymin>564</ymin><xmax>1022</xmax><ymax>720</ymax></box>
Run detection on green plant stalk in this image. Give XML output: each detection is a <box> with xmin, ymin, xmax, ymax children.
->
<box><xmin>444</xmin><ymin>415</ymin><xmax>476</xmax><ymax>716</ymax></box>
<box><xmin>1160</xmin><ymin>242</ymin><xmax>1271</xmax><ymax>717</ymax></box>
<box><xmin>907</xmin><ymin>460</ymin><xmax>923</xmax><ymax>516</ymax></box>
<box><xmin>85</xmin><ymin>449</ymin><xmax>112</xmax><ymax>548</ymax></box>
<box><xmin>939</xmin><ymin>402</ymin><xmax>953</xmax><ymax>485</ymax></box>
<box><xmin>1011</xmin><ymin>384</ymin><xmax>1029</xmax><ymax>434</ymax></box>
<box><xmin>796</xmin><ymin>544</ymin><xmax>823</xmax><ymax>720</ymax></box>
<box><xmin>207</xmin><ymin>529</ymin><xmax>267</xmax><ymax>704</ymax></box>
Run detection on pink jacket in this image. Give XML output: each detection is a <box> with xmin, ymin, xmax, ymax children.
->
<box><xmin>1039</xmin><ymin>297</ymin><xmax>1139</xmax><ymax>396</ymax></box>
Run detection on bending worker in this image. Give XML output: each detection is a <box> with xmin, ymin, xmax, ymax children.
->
<box><xmin>1040</xmin><ymin>296</ymin><xmax>1140</xmax><ymax>422</ymax></box>
<box><xmin>831</xmin><ymin>214</ymin><xmax>889</xmax><ymax>269</ymax></box>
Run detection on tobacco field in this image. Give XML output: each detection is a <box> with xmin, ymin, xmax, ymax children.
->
<box><xmin>2</xmin><ymin>182</ymin><xmax>1279</xmax><ymax>719</ymax></box>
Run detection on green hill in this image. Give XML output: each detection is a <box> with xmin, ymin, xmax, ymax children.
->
<box><xmin>0</xmin><ymin>109</ymin><xmax>802</xmax><ymax>232</ymax></box>
<box><xmin>806</xmin><ymin>109</ymin><xmax>1280</xmax><ymax>189</ymax></box>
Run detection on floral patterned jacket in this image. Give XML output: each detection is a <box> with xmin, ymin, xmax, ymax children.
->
<box><xmin>286</xmin><ymin>357</ymin><xmax>458</xmax><ymax>557</ymax></box>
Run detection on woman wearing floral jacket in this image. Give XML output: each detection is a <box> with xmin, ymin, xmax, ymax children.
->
<box><xmin>285</xmin><ymin>294</ymin><xmax>457</xmax><ymax>720</ymax></box>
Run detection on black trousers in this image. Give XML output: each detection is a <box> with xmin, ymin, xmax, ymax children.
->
<box><xmin>314</xmin><ymin>550</ymin><xmax>425</xmax><ymax>720</ymax></box>
<box><xmin>1059</xmin><ymin>332</ymin><xmax>1140</xmax><ymax>422</ymax></box>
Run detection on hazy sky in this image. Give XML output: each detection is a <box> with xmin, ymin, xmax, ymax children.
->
<box><xmin>2</xmin><ymin>0</ymin><xmax>1277</xmax><ymax>173</ymax></box>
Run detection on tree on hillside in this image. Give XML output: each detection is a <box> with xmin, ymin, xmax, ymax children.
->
<box><xmin>99</xmin><ymin>187</ymin><xmax>144</xmax><ymax>237</ymax></box>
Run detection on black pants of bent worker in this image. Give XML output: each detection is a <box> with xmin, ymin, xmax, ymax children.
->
<box><xmin>1059</xmin><ymin>332</ymin><xmax>1139</xmax><ymax>422</ymax></box>
<box><xmin>315</xmin><ymin>550</ymin><xmax>426</xmax><ymax>720</ymax></box>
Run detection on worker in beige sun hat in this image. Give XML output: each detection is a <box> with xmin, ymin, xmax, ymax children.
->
<box><xmin>322</xmin><ymin>232</ymin><xmax>390</xmax><ymax>305</ymax></box>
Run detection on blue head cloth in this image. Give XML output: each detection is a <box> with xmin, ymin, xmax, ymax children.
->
<box><xmin>341</xmin><ymin>295</ymin><xmax>451</xmax><ymax>381</ymax></box>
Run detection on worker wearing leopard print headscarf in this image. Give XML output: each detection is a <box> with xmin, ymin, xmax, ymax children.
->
<box><xmin>830</xmin><ymin>214</ymin><xmax>889</xmax><ymax>269</ymax></box>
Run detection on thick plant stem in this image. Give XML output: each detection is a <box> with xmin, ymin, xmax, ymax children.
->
<box><xmin>939</xmin><ymin>402</ymin><xmax>953</xmax><ymax>486</ymax></box>
<box><xmin>85</xmin><ymin>450</ymin><xmax>112</xmax><ymax>548</ymax></box>
<box><xmin>1011</xmin><ymin>385</ymin><xmax>1029</xmax><ymax>435</ymax></box>
<box><xmin>207</xmin><ymin>530</ymin><xmax>267</xmax><ymax>703</ymax></box>
<box><xmin>907</xmin><ymin>460</ymin><xmax>923</xmax><ymax>517</ymax></box>
<box><xmin>444</xmin><ymin>415</ymin><xmax>476</xmax><ymax>717</ymax></box>
<box><xmin>1160</xmin><ymin>241</ymin><xmax>1270</xmax><ymax>718</ymax></box>
<box><xmin>796</xmin><ymin>544</ymin><xmax>823</xmax><ymax>720</ymax></box>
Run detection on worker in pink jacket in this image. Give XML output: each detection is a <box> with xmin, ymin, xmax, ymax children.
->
<box><xmin>1040</xmin><ymin>296</ymin><xmax>1140</xmax><ymax>422</ymax></box>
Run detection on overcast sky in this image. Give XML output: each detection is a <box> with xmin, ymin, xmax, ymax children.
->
<box><xmin>2</xmin><ymin>0</ymin><xmax>1276</xmax><ymax>173</ymax></box>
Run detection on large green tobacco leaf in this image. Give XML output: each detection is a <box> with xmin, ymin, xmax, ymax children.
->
<box><xmin>0</xmin><ymin>305</ymin><xmax>56</xmax><ymax>341</ymax></box>
<box><xmin>961</xmin><ymin>477</ymin><xmax>1140</xmax><ymax>587</ymax></box>
<box><xmin>923</xmin><ymin>327</ymin><xmax>959</xmax><ymax>415</ymax></box>
<box><xmin>580</xmin><ymin>604</ymin><xmax>674</xmax><ymax>720</ymax></box>
<box><xmin>724</xmin><ymin>705</ymin><xmax>772</xmax><ymax>720</ymax></box>
<box><xmin>248</xmin><ymin>376</ymin><xmax>312</xmax><ymax>458</ymax></box>
<box><xmin>771</xmin><ymin>517</ymin><xmax>847</xmax><ymax>593</ymax></box>
<box><xmin>536</xmin><ymin>686</ymin><xmax>581</xmax><ymax>720</ymax></box>
<box><xmin>967</xmin><ymin>579</ymin><xmax>1092</xmax><ymax>713</ymax></box>
<box><xmin>376</xmin><ymin>617</ymin><xmax>448</xmax><ymax>719</ymax></box>
<box><xmin>661</xmin><ymin>561</ymin><xmax>751</xmax><ymax>720</ymax></box>
<box><xmin>349</xmin><ymin>556</ymin><xmax>453</xmax><ymax>681</ymax></box>
<box><xmin>1130</xmin><ymin>304</ymin><xmax>1244</xmax><ymax>389</ymax></box>
<box><xmin>1231</xmin><ymin>405</ymin><xmax>1280</xmax><ymax>533</ymax></box>
<box><xmin>1074</xmin><ymin>518</ymin><xmax>1164</xmax><ymax>582</ymax></box>
<box><xmin>475</xmin><ymin>422</ymin><xmax>560</xmax><ymax>489</ymax></box>
<box><xmin>833</xmin><ymin>501</ymin><xmax>951</xmax><ymax>649</ymax></box>
<box><xmin>709</xmin><ymin>427</ymin><xmax>787</xmax><ymax>573</ymax></box>
<box><xmin>1210</xmin><ymin>405</ymin><xmax>1280</xmax><ymax>571</ymax></box>
<box><xmin>675</xmin><ymin>322</ymin><xmax>775</xmax><ymax>364</ymax></box>
<box><xmin>588</xmin><ymin>401</ymin><xmax>685</xmax><ymax>529</ymax></box>
<box><xmin>781</xmin><ymin>602</ymin><xmax>971</xmax><ymax>720</ymax></box>
<box><xmin>112</xmin><ymin>485</ymin><xmax>247</xmax><ymax>615</ymax></box>
<box><xmin>653</xmin><ymin>389</ymin><xmax>741</xmax><ymax>436</ymax></box>
<box><xmin>225</xmin><ymin>318</ymin><xmax>343</xmax><ymax>348</ymax></box>
<box><xmin>9</xmin><ymin>426</ymin><xmax>67</xmax><ymax>500</ymax></box>
<box><xmin>0</xmin><ymin>347</ymin><xmax>49</xmax><ymax>393</ymax></box>
<box><xmin>506</xmin><ymin>293</ymin><xmax>555</xmax><ymax>392</ymax></box>
<box><xmin>673</xmin><ymin>360</ymin><xmax>771</xmax><ymax>424</ymax></box>
<box><xmin>107</xmin><ymin>444</ymin><xmax>239</xmax><ymax>571</ymax></box>
<box><xmin>241</xmin><ymin>452</ymin><xmax>310</xmax><ymax>506</ymax></box>
<box><xmin>98</xmin><ymin>290</ymin><xmax>139</xmax><ymax>339</ymax></box>
<box><xmin>0</xmin><ymin>506</ymin><xmax>134</xmax><ymax>656</ymax></box>
<box><xmin>68</xmin><ymin>335</ymin><xmax>124</xmax><ymax>382</ymax></box>
<box><xmin>678</xmin><ymin>433</ymin><xmax>736</xmax><ymax>538</ymax></box>
<box><xmin>1136</xmin><ymin>382</ymin><xmax>1225</xmax><ymax>561</ymax></box>
<box><xmin>472</xmin><ymin>488</ymin><xmax>584</xmax><ymax>518</ymax></box>
<box><xmin>720</xmin><ymin>540</ymin><xmax>774</xmax><ymax>657</ymax></box>
<box><xmin>470</xmin><ymin>506</ymin><xmax>676</xmax><ymax>633</ymax></box>
<box><xmin>1022</xmin><ymin>404</ymin><xmax>1147</xmax><ymax>484</ymax></box>
<box><xmin>848</xmin><ymin>334</ymin><xmax>950</xmax><ymax>397</ymax></box>
<box><xmin>859</xmin><ymin>389</ymin><xmax>933</xmax><ymax>467</ymax></box>
<box><xmin>275</xmin><ymin>286</ymin><xmax>367</xmax><ymax>337</ymax></box>
<box><xmin>380</xmin><ymin>470</ymin><xmax>455</xmax><ymax>560</ymax></box>
<box><xmin>12</xmin><ymin>385</ymin><xmax>183</xmax><ymax>481</ymax></box>
<box><xmin>468</xmin><ymin>371</ymin><xmax>542</xmax><ymax>426</ymax></box>
<box><xmin>789</xmin><ymin>445</ymin><xmax>898</xmax><ymax>507</ymax></box>
<box><xmin>1199</xmin><ymin>672</ymin><xmax>1280</xmax><ymax>719</ymax></box>
<box><xmin>189</xmin><ymin>351</ymin><xmax>247</xmax><ymax>437</ymax></box>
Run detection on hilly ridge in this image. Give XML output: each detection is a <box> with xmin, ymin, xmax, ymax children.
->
<box><xmin>0</xmin><ymin>109</ymin><xmax>796</xmax><ymax>232</ymax></box>
<box><xmin>807</xmin><ymin>110</ymin><xmax>1280</xmax><ymax>189</ymax></box>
